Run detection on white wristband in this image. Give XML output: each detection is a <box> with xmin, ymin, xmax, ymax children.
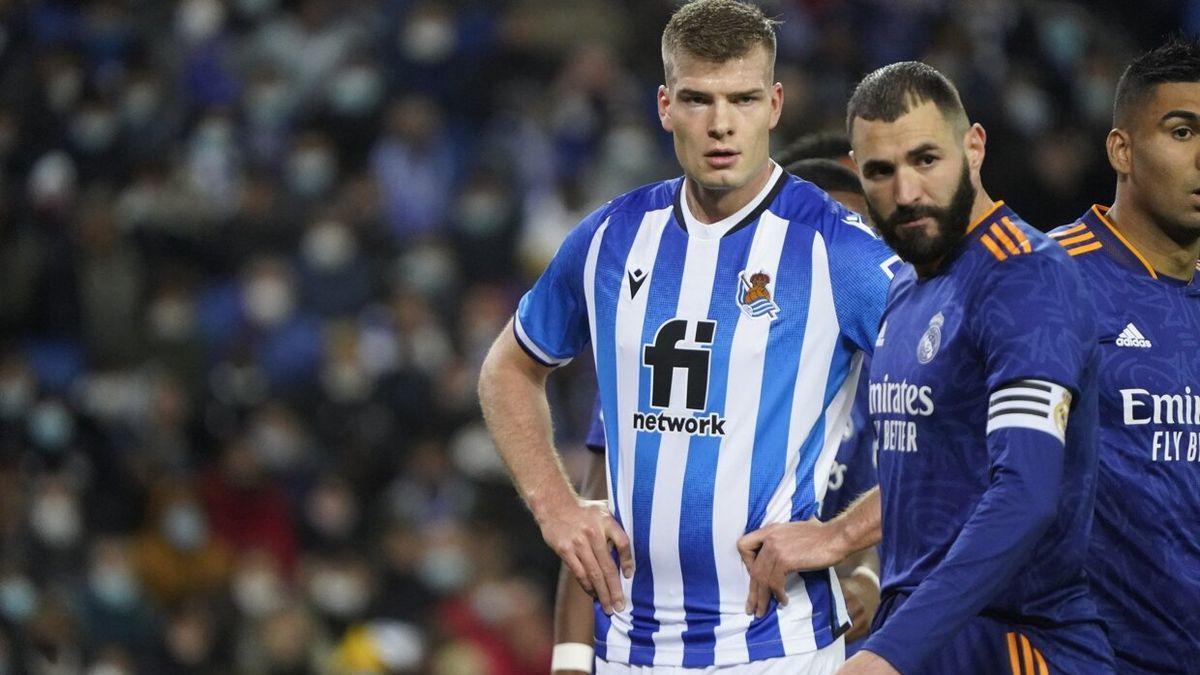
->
<box><xmin>852</xmin><ymin>565</ymin><xmax>880</xmax><ymax>590</ymax></box>
<box><xmin>551</xmin><ymin>642</ymin><xmax>595</xmax><ymax>672</ymax></box>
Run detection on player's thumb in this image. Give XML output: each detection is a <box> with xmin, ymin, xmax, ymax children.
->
<box><xmin>605</xmin><ymin>519</ymin><xmax>634</xmax><ymax>578</ymax></box>
<box><xmin>736</xmin><ymin>532</ymin><xmax>762</xmax><ymax>569</ymax></box>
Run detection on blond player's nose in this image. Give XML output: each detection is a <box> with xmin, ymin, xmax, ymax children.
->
<box><xmin>708</xmin><ymin>100</ymin><xmax>733</xmax><ymax>139</ymax></box>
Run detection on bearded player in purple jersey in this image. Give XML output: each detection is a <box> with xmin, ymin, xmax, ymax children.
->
<box><xmin>736</xmin><ymin>62</ymin><xmax>1116</xmax><ymax>674</ymax></box>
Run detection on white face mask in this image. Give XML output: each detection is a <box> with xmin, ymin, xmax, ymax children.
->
<box><xmin>28</xmin><ymin>400</ymin><xmax>75</xmax><ymax>451</ymax></box>
<box><xmin>176</xmin><ymin>0</ymin><xmax>225</xmax><ymax>44</ymax></box>
<box><xmin>0</xmin><ymin>575</ymin><xmax>38</xmax><ymax>622</ymax></box>
<box><xmin>148</xmin><ymin>296</ymin><xmax>196</xmax><ymax>343</ymax></box>
<box><xmin>163</xmin><ymin>503</ymin><xmax>208</xmax><ymax>551</ymax></box>
<box><xmin>418</xmin><ymin>545</ymin><xmax>472</xmax><ymax>592</ymax></box>
<box><xmin>302</xmin><ymin>221</ymin><xmax>357</xmax><ymax>271</ymax></box>
<box><xmin>89</xmin><ymin>564</ymin><xmax>140</xmax><ymax>608</ymax></box>
<box><xmin>70</xmin><ymin>108</ymin><xmax>118</xmax><ymax>153</ymax></box>
<box><xmin>121</xmin><ymin>82</ymin><xmax>161</xmax><ymax>127</ymax></box>
<box><xmin>243</xmin><ymin>275</ymin><xmax>295</xmax><ymax>327</ymax></box>
<box><xmin>401</xmin><ymin>14</ymin><xmax>456</xmax><ymax>63</ymax></box>
<box><xmin>307</xmin><ymin>569</ymin><xmax>368</xmax><ymax>618</ymax></box>
<box><xmin>329</xmin><ymin>66</ymin><xmax>383</xmax><ymax>116</ymax></box>
<box><xmin>232</xmin><ymin>569</ymin><xmax>285</xmax><ymax>618</ymax></box>
<box><xmin>30</xmin><ymin>492</ymin><xmax>82</xmax><ymax>549</ymax></box>
<box><xmin>286</xmin><ymin>149</ymin><xmax>337</xmax><ymax>198</ymax></box>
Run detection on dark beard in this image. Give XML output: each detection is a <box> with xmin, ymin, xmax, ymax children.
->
<box><xmin>869</xmin><ymin>161</ymin><xmax>976</xmax><ymax>268</ymax></box>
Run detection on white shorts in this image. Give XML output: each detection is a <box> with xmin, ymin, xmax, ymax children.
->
<box><xmin>595</xmin><ymin>636</ymin><xmax>845</xmax><ymax>674</ymax></box>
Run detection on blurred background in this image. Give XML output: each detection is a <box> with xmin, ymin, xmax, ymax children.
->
<box><xmin>0</xmin><ymin>0</ymin><xmax>1193</xmax><ymax>673</ymax></box>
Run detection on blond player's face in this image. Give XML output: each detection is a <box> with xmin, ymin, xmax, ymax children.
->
<box><xmin>658</xmin><ymin>46</ymin><xmax>782</xmax><ymax>194</ymax></box>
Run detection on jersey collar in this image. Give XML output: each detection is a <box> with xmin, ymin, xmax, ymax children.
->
<box><xmin>1078</xmin><ymin>205</ymin><xmax>1163</xmax><ymax>280</ymax></box>
<box><xmin>940</xmin><ymin>200</ymin><xmax>1015</xmax><ymax>269</ymax></box>
<box><xmin>674</xmin><ymin>162</ymin><xmax>786</xmax><ymax>240</ymax></box>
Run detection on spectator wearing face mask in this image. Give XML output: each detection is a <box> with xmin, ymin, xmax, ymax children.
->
<box><xmin>133</xmin><ymin>480</ymin><xmax>232</xmax><ymax>609</ymax></box>
<box><xmin>78</xmin><ymin>536</ymin><xmax>158</xmax><ymax>661</ymax></box>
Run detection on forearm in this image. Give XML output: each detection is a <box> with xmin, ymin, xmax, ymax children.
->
<box><xmin>479</xmin><ymin>325</ymin><xmax>577</xmax><ymax>522</ymax></box>
<box><xmin>553</xmin><ymin>451</ymin><xmax>607</xmax><ymax>646</ymax></box>
<box><xmin>865</xmin><ymin>430</ymin><xmax>1061</xmax><ymax>673</ymax></box>
<box><xmin>830</xmin><ymin>486</ymin><xmax>882</xmax><ymax>560</ymax></box>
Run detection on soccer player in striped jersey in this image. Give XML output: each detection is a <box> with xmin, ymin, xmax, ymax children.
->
<box><xmin>550</xmin><ymin>158</ymin><xmax>886</xmax><ymax>673</ymax></box>
<box><xmin>479</xmin><ymin>0</ymin><xmax>895</xmax><ymax>671</ymax></box>
<box><xmin>1047</xmin><ymin>39</ymin><xmax>1200</xmax><ymax>674</ymax></box>
<box><xmin>736</xmin><ymin>62</ymin><xmax>1115</xmax><ymax>674</ymax></box>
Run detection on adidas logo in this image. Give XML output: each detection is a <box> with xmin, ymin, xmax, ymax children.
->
<box><xmin>1115</xmin><ymin>323</ymin><xmax>1152</xmax><ymax>349</ymax></box>
<box><xmin>875</xmin><ymin>320</ymin><xmax>887</xmax><ymax>347</ymax></box>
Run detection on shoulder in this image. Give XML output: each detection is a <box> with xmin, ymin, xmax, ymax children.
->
<box><xmin>970</xmin><ymin>215</ymin><xmax>1089</xmax><ymax>303</ymax></box>
<box><xmin>770</xmin><ymin>175</ymin><xmax>865</xmax><ymax>232</ymax></box>
<box><xmin>595</xmin><ymin>178</ymin><xmax>681</xmax><ymax>228</ymax></box>
<box><xmin>1046</xmin><ymin>218</ymin><xmax>1104</xmax><ymax>263</ymax></box>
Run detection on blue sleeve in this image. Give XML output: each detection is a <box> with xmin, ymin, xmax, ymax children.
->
<box><xmin>585</xmin><ymin>394</ymin><xmax>605</xmax><ymax>453</ymax></box>
<box><xmin>972</xmin><ymin>251</ymin><xmax>1094</xmax><ymax>396</ymax></box>
<box><xmin>821</xmin><ymin>364</ymin><xmax>877</xmax><ymax>520</ymax></box>
<box><xmin>513</xmin><ymin>206</ymin><xmax>608</xmax><ymax>367</ymax></box>
<box><xmin>818</xmin><ymin>195</ymin><xmax>898</xmax><ymax>355</ymax></box>
<box><xmin>863</xmin><ymin>253</ymin><xmax>1094</xmax><ymax>673</ymax></box>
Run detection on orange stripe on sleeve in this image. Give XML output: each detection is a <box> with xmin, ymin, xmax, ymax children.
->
<box><xmin>1003</xmin><ymin>218</ymin><xmax>1032</xmax><ymax>253</ymax></box>
<box><xmin>1007</xmin><ymin>632</ymin><xmax>1022</xmax><ymax>675</ymax></box>
<box><xmin>990</xmin><ymin>223</ymin><xmax>1022</xmax><ymax>255</ymax></box>
<box><xmin>1049</xmin><ymin>222</ymin><xmax>1087</xmax><ymax>238</ymax></box>
<box><xmin>981</xmin><ymin>233</ymin><xmax>1008</xmax><ymax>261</ymax></box>
<box><xmin>1020</xmin><ymin>634</ymin><xmax>1036</xmax><ymax>675</ymax></box>
<box><xmin>1035</xmin><ymin>647</ymin><xmax>1050</xmax><ymax>675</ymax></box>
<box><xmin>1066</xmin><ymin>241</ymin><xmax>1103</xmax><ymax>256</ymax></box>
<box><xmin>1057</xmin><ymin>231</ymin><xmax>1096</xmax><ymax>247</ymax></box>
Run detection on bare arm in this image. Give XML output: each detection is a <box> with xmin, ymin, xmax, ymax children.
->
<box><xmin>552</xmin><ymin>450</ymin><xmax>607</xmax><ymax>673</ymax></box>
<box><xmin>479</xmin><ymin>321</ymin><xmax>632</xmax><ymax>613</ymax></box>
<box><xmin>738</xmin><ymin>486</ymin><xmax>881</xmax><ymax>616</ymax></box>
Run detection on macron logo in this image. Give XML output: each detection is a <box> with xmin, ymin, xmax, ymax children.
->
<box><xmin>1116</xmin><ymin>323</ymin><xmax>1152</xmax><ymax>349</ymax></box>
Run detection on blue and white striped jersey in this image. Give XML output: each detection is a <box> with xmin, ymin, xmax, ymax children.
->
<box><xmin>514</xmin><ymin>163</ymin><xmax>896</xmax><ymax>667</ymax></box>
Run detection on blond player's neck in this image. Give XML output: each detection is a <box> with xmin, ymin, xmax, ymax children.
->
<box><xmin>685</xmin><ymin>161</ymin><xmax>773</xmax><ymax>224</ymax></box>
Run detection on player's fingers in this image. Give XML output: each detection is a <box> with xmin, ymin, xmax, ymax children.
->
<box><xmin>590</xmin><ymin>530</ymin><xmax>625</xmax><ymax>613</ymax></box>
<box><xmin>576</xmin><ymin>537</ymin><xmax>613</xmax><ymax>613</ymax></box>
<box><xmin>605</xmin><ymin>518</ymin><xmax>635</xmax><ymax>579</ymax></box>
<box><xmin>737</xmin><ymin>529</ymin><xmax>765</xmax><ymax>559</ymax></box>
<box><xmin>745</xmin><ymin>573</ymin><xmax>760</xmax><ymax>614</ymax></box>
<box><xmin>750</xmin><ymin>556</ymin><xmax>773</xmax><ymax>617</ymax></box>
<box><xmin>564</xmin><ymin>551</ymin><xmax>595</xmax><ymax>596</ymax></box>
<box><xmin>767</xmin><ymin>559</ymin><xmax>789</xmax><ymax>608</ymax></box>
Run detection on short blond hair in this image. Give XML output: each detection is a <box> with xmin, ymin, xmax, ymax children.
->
<box><xmin>661</xmin><ymin>0</ymin><xmax>778</xmax><ymax>85</ymax></box>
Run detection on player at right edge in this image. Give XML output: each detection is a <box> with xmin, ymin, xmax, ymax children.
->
<box><xmin>1048</xmin><ymin>38</ymin><xmax>1200</xmax><ymax>674</ymax></box>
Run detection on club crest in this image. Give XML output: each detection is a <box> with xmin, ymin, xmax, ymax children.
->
<box><xmin>737</xmin><ymin>270</ymin><xmax>780</xmax><ymax>320</ymax></box>
<box><xmin>916</xmin><ymin>312</ymin><xmax>944</xmax><ymax>364</ymax></box>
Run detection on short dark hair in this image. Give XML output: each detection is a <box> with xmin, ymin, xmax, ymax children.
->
<box><xmin>1113</xmin><ymin>37</ymin><xmax>1200</xmax><ymax>126</ymax></box>
<box><xmin>845</xmin><ymin>61</ymin><xmax>968</xmax><ymax>136</ymax></box>
<box><xmin>662</xmin><ymin>0</ymin><xmax>778</xmax><ymax>84</ymax></box>
<box><xmin>785</xmin><ymin>158</ymin><xmax>862</xmax><ymax>196</ymax></box>
<box><xmin>774</xmin><ymin>130</ymin><xmax>851</xmax><ymax>166</ymax></box>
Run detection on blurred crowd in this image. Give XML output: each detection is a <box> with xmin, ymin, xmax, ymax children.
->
<box><xmin>0</xmin><ymin>0</ymin><xmax>1192</xmax><ymax>673</ymax></box>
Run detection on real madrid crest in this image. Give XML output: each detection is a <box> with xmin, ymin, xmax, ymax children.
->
<box><xmin>916</xmin><ymin>312</ymin><xmax>944</xmax><ymax>364</ymax></box>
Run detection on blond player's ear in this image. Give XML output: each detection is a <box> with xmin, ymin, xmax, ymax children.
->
<box><xmin>659</xmin><ymin>85</ymin><xmax>674</xmax><ymax>133</ymax></box>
